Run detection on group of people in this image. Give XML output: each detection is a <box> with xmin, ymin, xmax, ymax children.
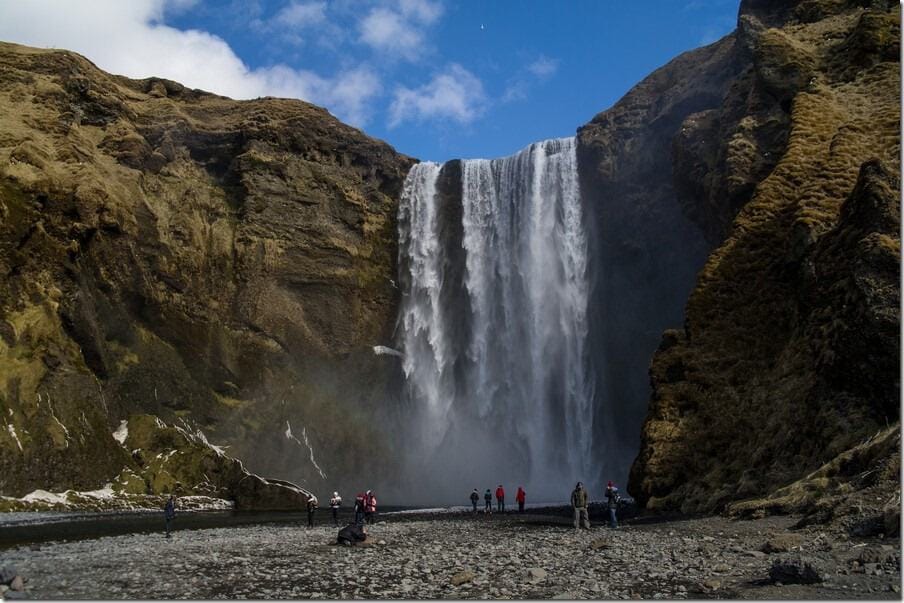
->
<box><xmin>571</xmin><ymin>480</ymin><xmax>620</xmax><ymax>530</ymax></box>
<box><xmin>303</xmin><ymin>489</ymin><xmax>378</xmax><ymax>528</ymax></box>
<box><xmin>469</xmin><ymin>485</ymin><xmax>527</xmax><ymax>514</ymax></box>
<box><xmin>161</xmin><ymin>480</ymin><xmax>623</xmax><ymax>538</ymax></box>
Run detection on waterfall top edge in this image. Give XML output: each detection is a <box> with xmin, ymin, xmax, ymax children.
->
<box><xmin>412</xmin><ymin>136</ymin><xmax>576</xmax><ymax>169</ymax></box>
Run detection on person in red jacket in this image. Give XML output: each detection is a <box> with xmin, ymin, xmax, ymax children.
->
<box><xmin>515</xmin><ymin>486</ymin><xmax>526</xmax><ymax>513</ymax></box>
<box><xmin>495</xmin><ymin>485</ymin><xmax>505</xmax><ymax>513</ymax></box>
<box><xmin>364</xmin><ymin>490</ymin><xmax>378</xmax><ymax>524</ymax></box>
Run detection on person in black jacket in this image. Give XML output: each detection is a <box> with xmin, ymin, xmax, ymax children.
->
<box><xmin>470</xmin><ymin>489</ymin><xmax>479</xmax><ymax>515</ymax></box>
<box><xmin>337</xmin><ymin>522</ymin><xmax>368</xmax><ymax>546</ymax></box>
<box><xmin>164</xmin><ymin>495</ymin><xmax>176</xmax><ymax>538</ymax></box>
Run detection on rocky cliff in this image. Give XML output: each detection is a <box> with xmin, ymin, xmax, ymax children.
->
<box><xmin>0</xmin><ymin>41</ymin><xmax>413</xmax><ymax>504</ymax></box>
<box><xmin>614</xmin><ymin>0</ymin><xmax>900</xmax><ymax>517</ymax></box>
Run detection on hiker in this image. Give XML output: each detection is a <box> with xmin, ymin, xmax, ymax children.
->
<box><xmin>571</xmin><ymin>482</ymin><xmax>590</xmax><ymax>530</ymax></box>
<box><xmin>306</xmin><ymin>495</ymin><xmax>318</xmax><ymax>528</ymax></box>
<box><xmin>484</xmin><ymin>488</ymin><xmax>493</xmax><ymax>514</ymax></box>
<box><xmin>364</xmin><ymin>490</ymin><xmax>377</xmax><ymax>524</ymax></box>
<box><xmin>516</xmin><ymin>486</ymin><xmax>526</xmax><ymax>513</ymax></box>
<box><xmin>337</xmin><ymin>522</ymin><xmax>368</xmax><ymax>546</ymax></box>
<box><xmin>330</xmin><ymin>492</ymin><xmax>342</xmax><ymax>526</ymax></box>
<box><xmin>470</xmin><ymin>489</ymin><xmax>480</xmax><ymax>514</ymax></box>
<box><xmin>163</xmin><ymin>494</ymin><xmax>176</xmax><ymax>538</ymax></box>
<box><xmin>354</xmin><ymin>492</ymin><xmax>366</xmax><ymax>525</ymax></box>
<box><xmin>605</xmin><ymin>481</ymin><xmax>620</xmax><ymax>529</ymax></box>
<box><xmin>496</xmin><ymin>484</ymin><xmax>505</xmax><ymax>513</ymax></box>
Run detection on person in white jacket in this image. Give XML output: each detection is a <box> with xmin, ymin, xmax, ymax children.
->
<box><xmin>329</xmin><ymin>492</ymin><xmax>342</xmax><ymax>526</ymax></box>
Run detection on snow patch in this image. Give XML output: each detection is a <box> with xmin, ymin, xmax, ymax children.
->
<box><xmin>112</xmin><ymin>420</ymin><xmax>129</xmax><ymax>445</ymax></box>
<box><xmin>6</xmin><ymin>424</ymin><xmax>23</xmax><ymax>452</ymax></box>
<box><xmin>22</xmin><ymin>489</ymin><xmax>68</xmax><ymax>504</ymax></box>
<box><xmin>285</xmin><ymin>420</ymin><xmax>327</xmax><ymax>480</ymax></box>
<box><xmin>373</xmin><ymin>345</ymin><xmax>404</xmax><ymax>358</ymax></box>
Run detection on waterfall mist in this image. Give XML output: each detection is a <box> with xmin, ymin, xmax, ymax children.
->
<box><xmin>397</xmin><ymin>138</ymin><xmax>613</xmax><ymax>504</ymax></box>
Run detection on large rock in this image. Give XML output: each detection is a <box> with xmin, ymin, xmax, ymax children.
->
<box><xmin>769</xmin><ymin>557</ymin><xmax>823</xmax><ymax>585</ymax></box>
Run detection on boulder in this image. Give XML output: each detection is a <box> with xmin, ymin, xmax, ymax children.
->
<box><xmin>0</xmin><ymin>566</ymin><xmax>16</xmax><ymax>586</ymax></box>
<box><xmin>769</xmin><ymin>557</ymin><xmax>823</xmax><ymax>584</ymax></box>
<box><xmin>526</xmin><ymin>568</ymin><xmax>548</xmax><ymax>584</ymax></box>
<box><xmin>450</xmin><ymin>570</ymin><xmax>475</xmax><ymax>586</ymax></box>
<box><xmin>10</xmin><ymin>576</ymin><xmax>25</xmax><ymax>591</ymax></box>
<box><xmin>761</xmin><ymin>533</ymin><xmax>803</xmax><ymax>553</ymax></box>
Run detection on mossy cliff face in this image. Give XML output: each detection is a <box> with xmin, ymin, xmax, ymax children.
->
<box><xmin>624</xmin><ymin>0</ymin><xmax>900</xmax><ymax>514</ymax></box>
<box><xmin>0</xmin><ymin>41</ymin><xmax>413</xmax><ymax>500</ymax></box>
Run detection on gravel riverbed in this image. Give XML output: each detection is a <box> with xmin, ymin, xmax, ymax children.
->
<box><xmin>2</xmin><ymin>512</ymin><xmax>900</xmax><ymax>599</ymax></box>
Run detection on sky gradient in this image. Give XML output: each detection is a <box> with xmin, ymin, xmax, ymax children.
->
<box><xmin>0</xmin><ymin>0</ymin><xmax>740</xmax><ymax>162</ymax></box>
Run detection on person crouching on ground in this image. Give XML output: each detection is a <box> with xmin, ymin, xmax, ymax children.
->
<box><xmin>605</xmin><ymin>481</ymin><xmax>620</xmax><ymax>529</ymax></box>
<box><xmin>306</xmin><ymin>495</ymin><xmax>318</xmax><ymax>528</ymax></box>
<box><xmin>164</xmin><ymin>494</ymin><xmax>176</xmax><ymax>538</ymax></box>
<box><xmin>470</xmin><ymin>489</ymin><xmax>480</xmax><ymax>515</ymax></box>
<box><xmin>330</xmin><ymin>491</ymin><xmax>342</xmax><ymax>527</ymax></box>
<box><xmin>337</xmin><ymin>522</ymin><xmax>368</xmax><ymax>546</ymax></box>
<box><xmin>516</xmin><ymin>486</ymin><xmax>526</xmax><ymax>513</ymax></box>
<box><xmin>571</xmin><ymin>482</ymin><xmax>590</xmax><ymax>530</ymax></box>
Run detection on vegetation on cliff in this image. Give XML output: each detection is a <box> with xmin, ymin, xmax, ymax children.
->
<box><xmin>0</xmin><ymin>41</ymin><xmax>413</xmax><ymax>503</ymax></box>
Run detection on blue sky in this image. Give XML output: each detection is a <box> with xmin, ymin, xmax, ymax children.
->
<box><xmin>0</xmin><ymin>0</ymin><xmax>739</xmax><ymax>162</ymax></box>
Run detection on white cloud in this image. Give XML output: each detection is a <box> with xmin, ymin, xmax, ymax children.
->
<box><xmin>358</xmin><ymin>0</ymin><xmax>443</xmax><ymax>61</ymax></box>
<box><xmin>0</xmin><ymin>0</ymin><xmax>381</xmax><ymax>126</ymax></box>
<box><xmin>388</xmin><ymin>63</ymin><xmax>485</xmax><ymax>128</ymax></box>
<box><xmin>502</xmin><ymin>54</ymin><xmax>560</xmax><ymax>104</ymax></box>
<box><xmin>398</xmin><ymin>0</ymin><xmax>443</xmax><ymax>24</ymax></box>
<box><xmin>527</xmin><ymin>55</ymin><xmax>558</xmax><ymax>79</ymax></box>
<box><xmin>274</xmin><ymin>1</ymin><xmax>327</xmax><ymax>28</ymax></box>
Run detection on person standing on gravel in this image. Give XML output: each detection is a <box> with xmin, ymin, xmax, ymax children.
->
<box><xmin>364</xmin><ymin>490</ymin><xmax>377</xmax><ymax>524</ymax></box>
<box><xmin>605</xmin><ymin>481</ymin><xmax>620</xmax><ymax>529</ymax></box>
<box><xmin>571</xmin><ymin>482</ymin><xmax>590</xmax><ymax>530</ymax></box>
<box><xmin>495</xmin><ymin>484</ymin><xmax>505</xmax><ymax>513</ymax></box>
<box><xmin>484</xmin><ymin>488</ymin><xmax>493</xmax><ymax>514</ymax></box>
<box><xmin>163</xmin><ymin>494</ymin><xmax>176</xmax><ymax>538</ymax></box>
<box><xmin>470</xmin><ymin>489</ymin><xmax>480</xmax><ymax>514</ymax></box>
<box><xmin>306</xmin><ymin>495</ymin><xmax>318</xmax><ymax>528</ymax></box>
<box><xmin>516</xmin><ymin>486</ymin><xmax>526</xmax><ymax>513</ymax></box>
<box><xmin>330</xmin><ymin>492</ymin><xmax>342</xmax><ymax>526</ymax></box>
<box><xmin>354</xmin><ymin>492</ymin><xmax>366</xmax><ymax>525</ymax></box>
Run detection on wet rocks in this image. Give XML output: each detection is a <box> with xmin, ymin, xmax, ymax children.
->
<box><xmin>769</xmin><ymin>556</ymin><xmax>823</xmax><ymax>584</ymax></box>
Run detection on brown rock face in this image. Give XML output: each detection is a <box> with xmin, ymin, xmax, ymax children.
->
<box><xmin>0</xmin><ymin>41</ymin><xmax>413</xmax><ymax>498</ymax></box>
<box><xmin>627</xmin><ymin>0</ymin><xmax>900</xmax><ymax>513</ymax></box>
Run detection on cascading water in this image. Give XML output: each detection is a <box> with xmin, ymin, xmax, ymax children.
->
<box><xmin>397</xmin><ymin>137</ymin><xmax>599</xmax><ymax>502</ymax></box>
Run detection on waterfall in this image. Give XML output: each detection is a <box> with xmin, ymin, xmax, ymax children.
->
<box><xmin>397</xmin><ymin>137</ymin><xmax>595</xmax><ymax>501</ymax></box>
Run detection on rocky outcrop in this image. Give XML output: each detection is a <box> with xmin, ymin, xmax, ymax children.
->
<box><xmin>0</xmin><ymin>41</ymin><xmax>413</xmax><ymax>501</ymax></box>
<box><xmin>0</xmin><ymin>413</ymin><xmax>313</xmax><ymax>511</ymax></box>
<box><xmin>626</xmin><ymin>0</ymin><xmax>900</xmax><ymax>513</ymax></box>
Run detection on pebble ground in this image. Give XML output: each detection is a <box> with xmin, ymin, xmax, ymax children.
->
<box><xmin>2</xmin><ymin>512</ymin><xmax>900</xmax><ymax>599</ymax></box>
